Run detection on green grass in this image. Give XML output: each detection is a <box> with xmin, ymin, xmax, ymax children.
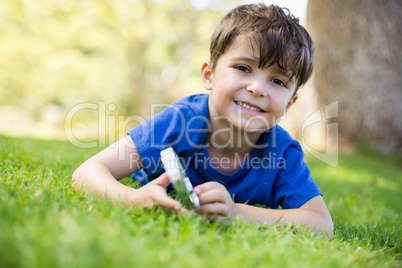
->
<box><xmin>0</xmin><ymin>135</ymin><xmax>401</xmax><ymax>267</ymax></box>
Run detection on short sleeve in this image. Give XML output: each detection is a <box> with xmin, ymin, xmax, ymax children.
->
<box><xmin>127</xmin><ymin>96</ymin><xmax>209</xmax><ymax>176</ymax></box>
<box><xmin>270</xmin><ymin>144</ymin><xmax>322</xmax><ymax>209</ymax></box>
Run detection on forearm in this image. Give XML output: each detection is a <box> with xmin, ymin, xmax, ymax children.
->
<box><xmin>72</xmin><ymin>161</ymin><xmax>136</xmax><ymax>205</ymax></box>
<box><xmin>235</xmin><ymin>203</ymin><xmax>333</xmax><ymax>237</ymax></box>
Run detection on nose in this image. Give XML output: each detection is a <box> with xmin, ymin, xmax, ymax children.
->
<box><xmin>246</xmin><ymin>77</ymin><xmax>267</xmax><ymax>97</ymax></box>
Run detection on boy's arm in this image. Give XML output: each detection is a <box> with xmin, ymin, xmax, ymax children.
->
<box><xmin>236</xmin><ymin>196</ymin><xmax>333</xmax><ymax>237</ymax></box>
<box><xmin>194</xmin><ymin>182</ymin><xmax>333</xmax><ymax>237</ymax></box>
<box><xmin>72</xmin><ymin>136</ymin><xmax>182</xmax><ymax>210</ymax></box>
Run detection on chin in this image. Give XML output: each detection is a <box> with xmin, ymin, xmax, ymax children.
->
<box><xmin>240</xmin><ymin>119</ymin><xmax>274</xmax><ymax>132</ymax></box>
<box><xmin>234</xmin><ymin>123</ymin><xmax>271</xmax><ymax>133</ymax></box>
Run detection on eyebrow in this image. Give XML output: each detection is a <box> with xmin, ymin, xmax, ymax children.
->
<box><xmin>231</xmin><ymin>56</ymin><xmax>295</xmax><ymax>83</ymax></box>
<box><xmin>231</xmin><ymin>56</ymin><xmax>259</xmax><ymax>63</ymax></box>
<box><xmin>233</xmin><ymin>56</ymin><xmax>293</xmax><ymax>78</ymax></box>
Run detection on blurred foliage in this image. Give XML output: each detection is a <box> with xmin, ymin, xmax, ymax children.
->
<box><xmin>0</xmin><ymin>0</ymin><xmax>232</xmax><ymax>138</ymax></box>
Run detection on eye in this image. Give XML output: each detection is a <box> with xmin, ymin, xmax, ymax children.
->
<box><xmin>235</xmin><ymin>65</ymin><xmax>251</xmax><ymax>73</ymax></box>
<box><xmin>272</xmin><ymin>78</ymin><xmax>286</xmax><ymax>87</ymax></box>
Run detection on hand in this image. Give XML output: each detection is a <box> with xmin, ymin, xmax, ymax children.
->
<box><xmin>194</xmin><ymin>182</ymin><xmax>241</xmax><ymax>223</ymax></box>
<box><xmin>132</xmin><ymin>173</ymin><xmax>182</xmax><ymax>212</ymax></box>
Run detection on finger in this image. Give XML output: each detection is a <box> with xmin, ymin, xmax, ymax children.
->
<box><xmin>148</xmin><ymin>173</ymin><xmax>171</xmax><ymax>188</ymax></box>
<box><xmin>194</xmin><ymin>181</ymin><xmax>225</xmax><ymax>195</ymax></box>
<box><xmin>211</xmin><ymin>215</ymin><xmax>228</xmax><ymax>223</ymax></box>
<box><xmin>196</xmin><ymin>204</ymin><xmax>236</xmax><ymax>224</ymax></box>
<box><xmin>153</xmin><ymin>192</ymin><xmax>182</xmax><ymax>211</ymax></box>
<box><xmin>178</xmin><ymin>207</ymin><xmax>190</xmax><ymax>215</ymax></box>
<box><xmin>196</xmin><ymin>203</ymin><xmax>228</xmax><ymax>216</ymax></box>
<box><xmin>198</xmin><ymin>188</ymin><xmax>232</xmax><ymax>205</ymax></box>
<box><xmin>161</xmin><ymin>206</ymin><xmax>189</xmax><ymax>215</ymax></box>
<box><xmin>207</xmin><ymin>215</ymin><xmax>231</xmax><ymax>224</ymax></box>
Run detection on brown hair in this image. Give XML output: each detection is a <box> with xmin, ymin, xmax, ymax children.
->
<box><xmin>210</xmin><ymin>4</ymin><xmax>314</xmax><ymax>91</ymax></box>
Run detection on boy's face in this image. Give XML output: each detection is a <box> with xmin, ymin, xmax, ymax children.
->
<box><xmin>201</xmin><ymin>35</ymin><xmax>298</xmax><ymax>132</ymax></box>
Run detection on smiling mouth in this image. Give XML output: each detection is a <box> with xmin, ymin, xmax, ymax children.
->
<box><xmin>235</xmin><ymin>101</ymin><xmax>265</xmax><ymax>112</ymax></box>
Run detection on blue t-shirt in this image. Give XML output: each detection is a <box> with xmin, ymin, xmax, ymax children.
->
<box><xmin>127</xmin><ymin>94</ymin><xmax>322</xmax><ymax>209</ymax></box>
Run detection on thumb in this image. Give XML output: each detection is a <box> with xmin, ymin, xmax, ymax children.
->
<box><xmin>152</xmin><ymin>187</ymin><xmax>182</xmax><ymax>211</ymax></box>
<box><xmin>148</xmin><ymin>173</ymin><xmax>171</xmax><ymax>188</ymax></box>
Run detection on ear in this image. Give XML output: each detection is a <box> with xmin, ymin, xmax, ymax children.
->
<box><xmin>284</xmin><ymin>93</ymin><xmax>298</xmax><ymax>114</ymax></box>
<box><xmin>201</xmin><ymin>61</ymin><xmax>213</xmax><ymax>90</ymax></box>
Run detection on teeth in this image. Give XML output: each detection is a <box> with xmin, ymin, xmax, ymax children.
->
<box><xmin>236</xmin><ymin>101</ymin><xmax>264</xmax><ymax>112</ymax></box>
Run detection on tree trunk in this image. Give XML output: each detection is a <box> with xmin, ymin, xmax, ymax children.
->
<box><xmin>306</xmin><ymin>0</ymin><xmax>402</xmax><ymax>153</ymax></box>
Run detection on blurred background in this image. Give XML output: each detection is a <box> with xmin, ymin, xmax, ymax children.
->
<box><xmin>0</xmin><ymin>0</ymin><xmax>401</xmax><ymax>155</ymax></box>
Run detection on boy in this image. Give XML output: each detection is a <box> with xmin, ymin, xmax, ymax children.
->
<box><xmin>72</xmin><ymin>4</ymin><xmax>333</xmax><ymax>236</ymax></box>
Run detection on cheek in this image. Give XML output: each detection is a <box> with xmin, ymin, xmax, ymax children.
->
<box><xmin>276</xmin><ymin>92</ymin><xmax>293</xmax><ymax>106</ymax></box>
<box><xmin>213</xmin><ymin>83</ymin><xmax>236</xmax><ymax>100</ymax></box>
